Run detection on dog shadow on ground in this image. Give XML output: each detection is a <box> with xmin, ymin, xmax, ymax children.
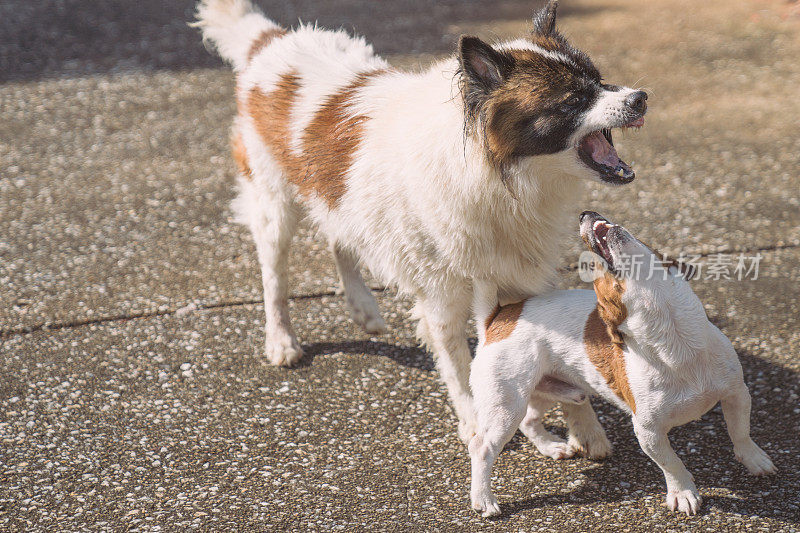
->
<box><xmin>496</xmin><ymin>348</ymin><xmax>799</xmax><ymax>524</ymax></box>
<box><xmin>298</xmin><ymin>339</ymin><xmax>436</xmax><ymax>372</ymax></box>
<box><xmin>299</xmin><ymin>336</ymin><xmax>797</xmax><ymax>524</ymax></box>
<box><xmin>298</xmin><ymin>332</ymin><xmax>484</xmax><ymax>372</ymax></box>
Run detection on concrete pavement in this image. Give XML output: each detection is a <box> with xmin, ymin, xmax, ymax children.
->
<box><xmin>1</xmin><ymin>0</ymin><xmax>799</xmax><ymax>530</ymax></box>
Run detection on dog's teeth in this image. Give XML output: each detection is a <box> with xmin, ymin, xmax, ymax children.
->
<box><xmin>616</xmin><ymin>167</ymin><xmax>625</xmax><ymax>177</ymax></box>
<box><xmin>593</xmin><ymin>220</ymin><xmax>604</xmax><ymax>231</ymax></box>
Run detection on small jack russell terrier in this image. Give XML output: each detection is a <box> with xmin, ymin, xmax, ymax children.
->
<box><xmin>468</xmin><ymin>211</ymin><xmax>777</xmax><ymax>517</ymax></box>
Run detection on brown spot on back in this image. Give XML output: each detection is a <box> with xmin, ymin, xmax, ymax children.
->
<box><xmin>246</xmin><ymin>69</ymin><xmax>386</xmax><ymax>209</ymax></box>
<box><xmin>231</xmin><ymin>132</ymin><xmax>252</xmax><ymax>181</ymax></box>
<box><xmin>585</xmin><ymin>272</ymin><xmax>635</xmax><ymax>412</ymax></box>
<box><xmin>247</xmin><ymin>28</ymin><xmax>287</xmax><ymax>64</ymax></box>
<box><xmin>300</xmin><ymin>72</ymin><xmax>381</xmax><ymax>206</ymax></box>
<box><xmin>484</xmin><ymin>301</ymin><xmax>524</xmax><ymax>345</ymax></box>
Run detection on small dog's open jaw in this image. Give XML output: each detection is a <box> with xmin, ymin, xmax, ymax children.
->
<box><xmin>591</xmin><ymin>219</ymin><xmax>615</xmax><ymax>265</ymax></box>
<box><xmin>580</xmin><ymin>210</ymin><xmax>626</xmax><ymax>271</ymax></box>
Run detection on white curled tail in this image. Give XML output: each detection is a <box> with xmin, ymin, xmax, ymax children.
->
<box><xmin>192</xmin><ymin>0</ymin><xmax>282</xmax><ymax>71</ymax></box>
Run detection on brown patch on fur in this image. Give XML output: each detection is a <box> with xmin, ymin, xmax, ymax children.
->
<box><xmin>246</xmin><ymin>69</ymin><xmax>385</xmax><ymax>209</ymax></box>
<box><xmin>530</xmin><ymin>34</ymin><xmax>571</xmax><ymax>54</ymax></box>
<box><xmin>593</xmin><ymin>270</ymin><xmax>627</xmax><ymax>345</ymax></box>
<box><xmin>484</xmin><ymin>304</ymin><xmax>501</xmax><ymax>332</ymax></box>
<box><xmin>231</xmin><ymin>132</ymin><xmax>252</xmax><ymax>180</ymax></box>
<box><xmin>484</xmin><ymin>301</ymin><xmax>524</xmax><ymax>345</ymax></box>
<box><xmin>300</xmin><ymin>71</ymin><xmax>383</xmax><ymax>206</ymax></box>
<box><xmin>585</xmin><ymin>271</ymin><xmax>635</xmax><ymax>412</ymax></box>
<box><xmin>479</xmin><ymin>48</ymin><xmax>594</xmax><ymax>166</ymax></box>
<box><xmin>247</xmin><ymin>28</ymin><xmax>287</xmax><ymax>64</ymax></box>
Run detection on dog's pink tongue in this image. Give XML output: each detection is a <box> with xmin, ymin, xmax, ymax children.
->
<box><xmin>582</xmin><ymin>131</ymin><xmax>620</xmax><ymax>168</ymax></box>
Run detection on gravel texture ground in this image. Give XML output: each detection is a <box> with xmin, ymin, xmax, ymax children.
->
<box><xmin>1</xmin><ymin>0</ymin><xmax>799</xmax><ymax>530</ymax></box>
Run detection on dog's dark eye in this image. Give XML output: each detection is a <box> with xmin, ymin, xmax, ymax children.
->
<box><xmin>559</xmin><ymin>95</ymin><xmax>585</xmax><ymax>113</ymax></box>
<box><xmin>565</xmin><ymin>95</ymin><xmax>584</xmax><ymax>107</ymax></box>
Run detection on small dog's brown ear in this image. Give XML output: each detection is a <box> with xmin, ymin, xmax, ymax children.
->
<box><xmin>532</xmin><ymin>0</ymin><xmax>559</xmax><ymax>35</ymax></box>
<box><xmin>606</xmin><ymin>323</ymin><xmax>625</xmax><ymax>345</ymax></box>
<box><xmin>594</xmin><ymin>271</ymin><xmax>627</xmax><ymax>345</ymax></box>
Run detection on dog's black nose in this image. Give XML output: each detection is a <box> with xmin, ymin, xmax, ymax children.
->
<box><xmin>580</xmin><ymin>211</ymin><xmax>593</xmax><ymax>223</ymax></box>
<box><xmin>626</xmin><ymin>90</ymin><xmax>647</xmax><ymax>114</ymax></box>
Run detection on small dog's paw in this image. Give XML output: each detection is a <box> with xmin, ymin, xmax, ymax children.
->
<box><xmin>471</xmin><ymin>492</ymin><xmax>501</xmax><ymax>517</ymax></box>
<box><xmin>666</xmin><ymin>487</ymin><xmax>702</xmax><ymax>515</ymax></box>
<box><xmin>538</xmin><ymin>440</ymin><xmax>577</xmax><ymax>460</ymax></box>
<box><xmin>265</xmin><ymin>335</ymin><xmax>304</xmax><ymax>367</ymax></box>
<box><xmin>568</xmin><ymin>429</ymin><xmax>612</xmax><ymax>459</ymax></box>
<box><xmin>458</xmin><ymin>418</ymin><xmax>478</xmax><ymax>445</ymax></box>
<box><xmin>736</xmin><ymin>443</ymin><xmax>777</xmax><ymax>476</ymax></box>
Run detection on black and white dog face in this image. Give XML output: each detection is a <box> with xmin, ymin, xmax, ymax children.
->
<box><xmin>458</xmin><ymin>1</ymin><xmax>647</xmax><ymax>185</ymax></box>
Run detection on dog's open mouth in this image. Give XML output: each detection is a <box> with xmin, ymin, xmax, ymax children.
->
<box><xmin>581</xmin><ymin>211</ymin><xmax>619</xmax><ymax>269</ymax></box>
<box><xmin>577</xmin><ymin>116</ymin><xmax>644</xmax><ymax>185</ymax></box>
<box><xmin>592</xmin><ymin>219</ymin><xmax>615</xmax><ymax>266</ymax></box>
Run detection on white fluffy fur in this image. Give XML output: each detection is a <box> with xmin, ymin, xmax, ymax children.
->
<box><xmin>196</xmin><ymin>0</ymin><xmax>639</xmax><ymax>442</ymax></box>
<box><xmin>576</xmin><ymin>87</ymin><xmax>640</xmax><ymax>143</ymax></box>
<box><xmin>193</xmin><ymin>0</ymin><xmax>282</xmax><ymax>72</ymax></box>
<box><xmin>468</xmin><ymin>223</ymin><xmax>777</xmax><ymax>517</ymax></box>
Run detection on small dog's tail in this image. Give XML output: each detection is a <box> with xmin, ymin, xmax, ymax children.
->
<box><xmin>192</xmin><ymin>0</ymin><xmax>283</xmax><ymax>71</ymax></box>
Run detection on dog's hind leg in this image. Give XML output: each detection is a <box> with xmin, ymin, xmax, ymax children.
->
<box><xmin>330</xmin><ymin>242</ymin><xmax>386</xmax><ymax>334</ymax></box>
<box><xmin>520</xmin><ymin>395</ymin><xmax>576</xmax><ymax>459</ymax></box>
<box><xmin>563</xmin><ymin>401</ymin><xmax>612</xmax><ymax>459</ymax></box>
<box><xmin>414</xmin><ymin>286</ymin><xmax>475</xmax><ymax>443</ymax></box>
<box><xmin>721</xmin><ymin>382</ymin><xmax>776</xmax><ymax>476</ymax></box>
<box><xmin>232</xmin><ymin>152</ymin><xmax>302</xmax><ymax>366</ymax></box>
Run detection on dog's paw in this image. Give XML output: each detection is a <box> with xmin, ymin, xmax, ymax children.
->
<box><xmin>458</xmin><ymin>418</ymin><xmax>478</xmax><ymax>445</ymax></box>
<box><xmin>666</xmin><ymin>487</ymin><xmax>702</xmax><ymax>516</ymax></box>
<box><xmin>265</xmin><ymin>335</ymin><xmax>304</xmax><ymax>367</ymax></box>
<box><xmin>537</xmin><ymin>440</ymin><xmax>577</xmax><ymax>460</ymax></box>
<box><xmin>363</xmin><ymin>316</ymin><xmax>388</xmax><ymax>334</ymax></box>
<box><xmin>346</xmin><ymin>293</ymin><xmax>387</xmax><ymax>334</ymax></box>
<box><xmin>568</xmin><ymin>429</ymin><xmax>612</xmax><ymax>459</ymax></box>
<box><xmin>471</xmin><ymin>491</ymin><xmax>501</xmax><ymax>517</ymax></box>
<box><xmin>735</xmin><ymin>443</ymin><xmax>777</xmax><ymax>476</ymax></box>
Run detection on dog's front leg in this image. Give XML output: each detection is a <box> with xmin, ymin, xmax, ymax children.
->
<box><xmin>720</xmin><ymin>383</ymin><xmax>777</xmax><ymax>476</ymax></box>
<box><xmin>414</xmin><ymin>286</ymin><xmax>475</xmax><ymax>443</ymax></box>
<box><xmin>632</xmin><ymin>421</ymin><xmax>702</xmax><ymax>515</ymax></box>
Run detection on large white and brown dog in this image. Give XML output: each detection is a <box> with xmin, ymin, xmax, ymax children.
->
<box><xmin>468</xmin><ymin>211</ymin><xmax>777</xmax><ymax>517</ymax></box>
<box><xmin>194</xmin><ymin>0</ymin><xmax>647</xmax><ymax>441</ymax></box>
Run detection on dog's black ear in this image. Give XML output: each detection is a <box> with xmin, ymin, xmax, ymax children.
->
<box><xmin>458</xmin><ymin>36</ymin><xmax>511</xmax><ymax>92</ymax></box>
<box><xmin>532</xmin><ymin>0</ymin><xmax>559</xmax><ymax>35</ymax></box>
